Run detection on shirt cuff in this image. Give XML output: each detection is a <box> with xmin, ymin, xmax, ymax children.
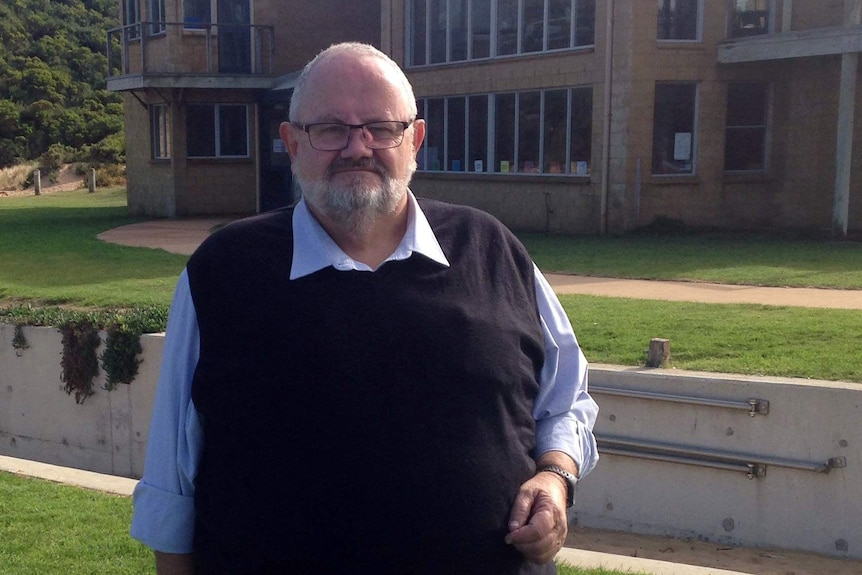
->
<box><xmin>535</xmin><ymin>413</ymin><xmax>586</xmax><ymax>476</ymax></box>
<box><xmin>130</xmin><ymin>480</ymin><xmax>196</xmax><ymax>553</ymax></box>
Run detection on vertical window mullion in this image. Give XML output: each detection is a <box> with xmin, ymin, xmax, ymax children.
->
<box><xmin>513</xmin><ymin>93</ymin><xmax>520</xmax><ymax>170</ymax></box>
<box><xmin>214</xmin><ymin>105</ymin><xmax>221</xmax><ymax>157</ymax></box>
<box><xmin>517</xmin><ymin>0</ymin><xmax>523</xmax><ymax>53</ymax></box>
<box><xmin>538</xmin><ymin>90</ymin><xmax>545</xmax><ymax>172</ymax></box>
<box><xmin>487</xmin><ymin>93</ymin><xmax>496</xmax><ymax>170</ymax></box>
<box><xmin>490</xmin><ymin>0</ymin><xmax>497</xmax><ymax>56</ymax></box>
<box><xmin>565</xmin><ymin>89</ymin><xmax>572</xmax><ymax>174</ymax></box>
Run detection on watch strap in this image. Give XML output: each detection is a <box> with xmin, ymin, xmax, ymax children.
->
<box><xmin>537</xmin><ymin>464</ymin><xmax>576</xmax><ymax>508</ymax></box>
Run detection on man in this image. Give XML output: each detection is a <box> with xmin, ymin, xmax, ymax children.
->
<box><xmin>131</xmin><ymin>42</ymin><xmax>598</xmax><ymax>574</ymax></box>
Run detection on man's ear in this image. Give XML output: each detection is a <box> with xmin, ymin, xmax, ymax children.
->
<box><xmin>411</xmin><ymin>118</ymin><xmax>426</xmax><ymax>157</ymax></box>
<box><xmin>280</xmin><ymin>122</ymin><xmax>300</xmax><ymax>160</ymax></box>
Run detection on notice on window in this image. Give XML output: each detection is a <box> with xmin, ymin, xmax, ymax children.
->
<box><xmin>273</xmin><ymin>139</ymin><xmax>286</xmax><ymax>154</ymax></box>
<box><xmin>674</xmin><ymin>132</ymin><xmax>692</xmax><ymax>161</ymax></box>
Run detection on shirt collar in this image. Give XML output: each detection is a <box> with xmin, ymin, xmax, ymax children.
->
<box><xmin>289</xmin><ymin>191</ymin><xmax>450</xmax><ymax>280</ymax></box>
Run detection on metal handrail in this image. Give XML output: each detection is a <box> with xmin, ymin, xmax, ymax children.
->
<box><xmin>590</xmin><ymin>385</ymin><xmax>770</xmax><ymax>416</ymax></box>
<box><xmin>107</xmin><ymin>21</ymin><xmax>275</xmax><ymax>79</ymax></box>
<box><xmin>598</xmin><ymin>434</ymin><xmax>847</xmax><ymax>479</ymax></box>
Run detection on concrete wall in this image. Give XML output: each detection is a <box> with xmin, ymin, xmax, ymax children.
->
<box><xmin>1</xmin><ymin>324</ymin><xmax>859</xmax><ymax>559</ymax></box>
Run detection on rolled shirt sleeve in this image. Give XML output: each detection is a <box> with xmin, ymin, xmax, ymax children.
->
<box><xmin>532</xmin><ymin>265</ymin><xmax>600</xmax><ymax>479</ymax></box>
<box><xmin>130</xmin><ymin>270</ymin><xmax>203</xmax><ymax>553</ymax></box>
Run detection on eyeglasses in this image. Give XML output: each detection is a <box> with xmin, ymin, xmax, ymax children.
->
<box><xmin>293</xmin><ymin>120</ymin><xmax>413</xmax><ymax>151</ymax></box>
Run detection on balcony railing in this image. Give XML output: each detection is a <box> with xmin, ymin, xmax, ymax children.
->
<box><xmin>107</xmin><ymin>21</ymin><xmax>275</xmax><ymax>89</ymax></box>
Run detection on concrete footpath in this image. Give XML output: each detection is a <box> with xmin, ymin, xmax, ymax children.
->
<box><xmin>98</xmin><ymin>218</ymin><xmax>862</xmax><ymax>310</ymax></box>
<box><xmin>0</xmin><ymin>454</ymin><xmax>755</xmax><ymax>575</ymax></box>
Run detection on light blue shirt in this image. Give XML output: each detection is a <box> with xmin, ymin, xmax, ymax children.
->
<box><xmin>131</xmin><ymin>193</ymin><xmax>599</xmax><ymax>553</ymax></box>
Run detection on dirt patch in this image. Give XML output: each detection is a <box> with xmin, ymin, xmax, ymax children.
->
<box><xmin>567</xmin><ymin>526</ymin><xmax>862</xmax><ymax>575</ymax></box>
<box><xmin>0</xmin><ymin>165</ymin><xmax>85</xmax><ymax>198</ymax></box>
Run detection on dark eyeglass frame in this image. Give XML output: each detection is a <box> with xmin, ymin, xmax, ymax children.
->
<box><xmin>292</xmin><ymin>120</ymin><xmax>414</xmax><ymax>151</ymax></box>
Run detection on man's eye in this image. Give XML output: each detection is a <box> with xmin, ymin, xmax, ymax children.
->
<box><xmin>316</xmin><ymin>125</ymin><xmax>346</xmax><ymax>137</ymax></box>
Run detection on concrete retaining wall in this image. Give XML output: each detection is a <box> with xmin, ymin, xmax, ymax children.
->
<box><xmin>1</xmin><ymin>324</ymin><xmax>859</xmax><ymax>559</ymax></box>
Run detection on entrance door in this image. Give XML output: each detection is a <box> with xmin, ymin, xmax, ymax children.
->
<box><xmin>258</xmin><ymin>100</ymin><xmax>295</xmax><ymax>212</ymax></box>
<box><xmin>218</xmin><ymin>0</ymin><xmax>251</xmax><ymax>73</ymax></box>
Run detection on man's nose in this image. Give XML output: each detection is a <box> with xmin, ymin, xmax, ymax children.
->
<box><xmin>340</xmin><ymin>126</ymin><xmax>373</xmax><ymax>158</ymax></box>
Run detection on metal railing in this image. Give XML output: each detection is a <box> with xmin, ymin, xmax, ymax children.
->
<box><xmin>590</xmin><ymin>385</ymin><xmax>770</xmax><ymax>417</ymax></box>
<box><xmin>107</xmin><ymin>21</ymin><xmax>275</xmax><ymax>79</ymax></box>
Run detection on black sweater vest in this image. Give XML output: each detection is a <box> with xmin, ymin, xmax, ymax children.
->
<box><xmin>187</xmin><ymin>199</ymin><xmax>550</xmax><ymax>574</ymax></box>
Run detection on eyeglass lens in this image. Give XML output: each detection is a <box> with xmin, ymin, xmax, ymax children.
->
<box><xmin>307</xmin><ymin>122</ymin><xmax>406</xmax><ymax>150</ymax></box>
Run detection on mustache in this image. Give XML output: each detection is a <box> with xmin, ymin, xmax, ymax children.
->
<box><xmin>327</xmin><ymin>158</ymin><xmax>387</xmax><ymax>178</ymax></box>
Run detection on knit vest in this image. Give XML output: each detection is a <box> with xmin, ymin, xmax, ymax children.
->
<box><xmin>187</xmin><ymin>199</ymin><xmax>550</xmax><ymax>575</ymax></box>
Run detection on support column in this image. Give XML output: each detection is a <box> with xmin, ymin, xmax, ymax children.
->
<box><xmin>831</xmin><ymin>0</ymin><xmax>861</xmax><ymax>238</ymax></box>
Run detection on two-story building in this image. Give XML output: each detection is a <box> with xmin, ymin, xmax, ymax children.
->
<box><xmin>108</xmin><ymin>0</ymin><xmax>862</xmax><ymax>237</ymax></box>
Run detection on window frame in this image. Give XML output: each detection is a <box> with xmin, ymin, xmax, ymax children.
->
<box><xmin>186</xmin><ymin>103</ymin><xmax>250</xmax><ymax>159</ymax></box>
<box><xmin>148</xmin><ymin>0</ymin><xmax>166</xmax><ymax>36</ymax></box>
<box><xmin>724</xmin><ymin>82</ymin><xmax>770</xmax><ymax>173</ymax></box>
<box><xmin>416</xmin><ymin>86</ymin><xmax>593</xmax><ymax>177</ymax></box>
<box><xmin>123</xmin><ymin>0</ymin><xmax>141</xmax><ymax>41</ymax></box>
<box><xmin>151</xmin><ymin>103</ymin><xmax>171</xmax><ymax>160</ymax></box>
<box><xmin>656</xmin><ymin>0</ymin><xmax>702</xmax><ymax>42</ymax></box>
<box><xmin>407</xmin><ymin>0</ymin><xmax>596</xmax><ymax>67</ymax></box>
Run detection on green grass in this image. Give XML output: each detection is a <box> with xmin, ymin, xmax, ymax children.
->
<box><xmin>0</xmin><ymin>472</ymin><xmax>153</xmax><ymax>575</ymax></box>
<box><xmin>520</xmin><ymin>233</ymin><xmax>862</xmax><ymax>289</ymax></box>
<box><xmin>0</xmin><ymin>188</ymin><xmax>187</xmax><ymax>308</ymax></box>
<box><xmin>2</xmin><ymin>188</ymin><xmax>862</xmax><ymax>382</ymax></box>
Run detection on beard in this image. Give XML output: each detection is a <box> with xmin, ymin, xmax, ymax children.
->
<box><xmin>294</xmin><ymin>156</ymin><xmax>414</xmax><ymax>235</ymax></box>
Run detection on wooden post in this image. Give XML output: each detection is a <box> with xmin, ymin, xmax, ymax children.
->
<box><xmin>88</xmin><ymin>168</ymin><xmax>96</xmax><ymax>193</ymax></box>
<box><xmin>646</xmin><ymin>338</ymin><xmax>670</xmax><ymax>368</ymax></box>
<box><xmin>33</xmin><ymin>170</ymin><xmax>41</xmax><ymax>196</ymax></box>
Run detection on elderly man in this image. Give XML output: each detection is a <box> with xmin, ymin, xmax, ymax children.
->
<box><xmin>131</xmin><ymin>42</ymin><xmax>598</xmax><ymax>574</ymax></box>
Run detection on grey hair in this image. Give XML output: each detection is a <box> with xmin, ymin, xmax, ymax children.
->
<box><xmin>288</xmin><ymin>42</ymin><xmax>418</xmax><ymax>122</ymax></box>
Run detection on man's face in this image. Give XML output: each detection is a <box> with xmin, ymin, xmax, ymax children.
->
<box><xmin>281</xmin><ymin>55</ymin><xmax>425</xmax><ymax>229</ymax></box>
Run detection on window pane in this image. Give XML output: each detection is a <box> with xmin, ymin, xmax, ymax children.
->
<box><xmin>570</xmin><ymin>87</ymin><xmax>593</xmax><ymax>174</ymax></box>
<box><xmin>426</xmin><ymin>98</ymin><xmax>445</xmax><ymax>170</ymax></box>
<box><xmin>657</xmin><ymin>0</ymin><xmax>698</xmax><ymax>40</ymax></box>
<box><xmin>575</xmin><ymin>0</ymin><xmax>595</xmax><ymax>46</ymax></box>
<box><xmin>151</xmin><ymin>105</ymin><xmax>170</xmax><ymax>159</ymax></box>
<box><xmin>523</xmin><ymin>0</ymin><xmax>545</xmax><ymax>53</ymax></box>
<box><xmin>450</xmin><ymin>0</ymin><xmax>468</xmax><ymax>61</ymax></box>
<box><xmin>725</xmin><ymin>82</ymin><xmax>767</xmax><ymax>171</ymax></box>
<box><xmin>471</xmin><ymin>0</ymin><xmax>491</xmax><ymax>58</ymax></box>
<box><xmin>543</xmin><ymin>90</ymin><xmax>567</xmax><ymax>173</ymax></box>
<box><xmin>187</xmin><ymin>105</ymin><xmax>216</xmax><ymax>157</ymax></box>
<box><xmin>429</xmin><ymin>0</ymin><xmax>447</xmax><ymax>63</ymax></box>
<box><xmin>495</xmin><ymin>93</ymin><xmax>516</xmax><ymax>172</ymax></box>
<box><xmin>518</xmin><ymin>91</ymin><xmax>541</xmax><ymax>173</ymax></box>
<box><xmin>218</xmin><ymin>105</ymin><xmax>248</xmax><ymax>157</ymax></box>
<box><xmin>184</xmin><ymin>0</ymin><xmax>210</xmax><ymax>28</ymax></box>
<box><xmin>652</xmin><ymin>83</ymin><xmax>696</xmax><ymax>174</ymax></box>
<box><xmin>468</xmin><ymin>95</ymin><xmax>488</xmax><ymax>171</ymax></box>
<box><xmin>416</xmin><ymin>99</ymin><xmax>427</xmax><ymax>169</ymax></box>
<box><xmin>411</xmin><ymin>0</ymin><xmax>427</xmax><ymax>65</ymax></box>
<box><xmin>548</xmin><ymin>0</ymin><xmax>572</xmax><ymax>50</ymax></box>
<box><xmin>729</xmin><ymin>0</ymin><xmax>769</xmax><ymax>38</ymax></box>
<box><xmin>447</xmin><ymin>97</ymin><xmax>466</xmax><ymax>171</ymax></box>
<box><xmin>497</xmin><ymin>0</ymin><xmax>518</xmax><ymax>56</ymax></box>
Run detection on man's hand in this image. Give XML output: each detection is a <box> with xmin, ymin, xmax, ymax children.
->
<box><xmin>504</xmin><ymin>467</ymin><xmax>569</xmax><ymax>564</ymax></box>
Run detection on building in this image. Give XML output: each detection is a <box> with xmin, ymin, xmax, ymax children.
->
<box><xmin>107</xmin><ymin>0</ymin><xmax>380</xmax><ymax>217</ymax></box>
<box><xmin>109</xmin><ymin>1</ymin><xmax>862</xmax><ymax>237</ymax></box>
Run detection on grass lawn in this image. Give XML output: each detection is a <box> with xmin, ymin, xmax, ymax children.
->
<box><xmin>0</xmin><ymin>471</ymin><xmax>645</xmax><ymax>575</ymax></box>
<box><xmin>2</xmin><ymin>188</ymin><xmax>862</xmax><ymax>382</ymax></box>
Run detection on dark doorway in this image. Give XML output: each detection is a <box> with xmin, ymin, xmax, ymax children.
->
<box><xmin>259</xmin><ymin>99</ymin><xmax>294</xmax><ymax>212</ymax></box>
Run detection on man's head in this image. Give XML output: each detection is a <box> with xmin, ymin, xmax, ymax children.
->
<box><xmin>281</xmin><ymin>43</ymin><xmax>425</xmax><ymax>233</ymax></box>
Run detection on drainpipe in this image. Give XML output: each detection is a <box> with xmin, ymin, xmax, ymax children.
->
<box><xmin>600</xmin><ymin>0</ymin><xmax>615</xmax><ymax>235</ymax></box>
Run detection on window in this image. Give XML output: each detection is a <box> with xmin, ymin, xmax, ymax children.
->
<box><xmin>652</xmin><ymin>83</ymin><xmax>697</xmax><ymax>175</ymax></box>
<box><xmin>409</xmin><ymin>0</ymin><xmax>596</xmax><ymax>66</ymax></box>
<box><xmin>148</xmin><ymin>0</ymin><xmax>166</xmax><ymax>35</ymax></box>
<box><xmin>729</xmin><ymin>0</ymin><xmax>769</xmax><ymax>38</ymax></box>
<box><xmin>724</xmin><ymin>83</ymin><xmax>767</xmax><ymax>171</ymax></box>
<box><xmin>151</xmin><ymin>104</ymin><xmax>171</xmax><ymax>159</ymax></box>
<box><xmin>657</xmin><ymin>0</ymin><xmax>699</xmax><ymax>41</ymax></box>
<box><xmin>123</xmin><ymin>0</ymin><xmax>141</xmax><ymax>40</ymax></box>
<box><xmin>187</xmin><ymin>104</ymin><xmax>249</xmax><ymax>158</ymax></box>
<box><xmin>184</xmin><ymin>0</ymin><xmax>212</xmax><ymax>29</ymax></box>
<box><xmin>417</xmin><ymin>87</ymin><xmax>592</xmax><ymax>175</ymax></box>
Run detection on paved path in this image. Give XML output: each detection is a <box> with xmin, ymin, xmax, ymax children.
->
<box><xmin>99</xmin><ymin>218</ymin><xmax>862</xmax><ymax>310</ymax></box>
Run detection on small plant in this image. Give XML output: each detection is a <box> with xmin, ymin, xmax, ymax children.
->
<box><xmin>100</xmin><ymin>323</ymin><xmax>142</xmax><ymax>390</ymax></box>
<box><xmin>12</xmin><ymin>324</ymin><xmax>29</xmax><ymax>351</ymax></box>
<box><xmin>59</xmin><ymin>321</ymin><xmax>101</xmax><ymax>404</ymax></box>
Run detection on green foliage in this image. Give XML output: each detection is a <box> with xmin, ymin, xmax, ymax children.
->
<box><xmin>59</xmin><ymin>320</ymin><xmax>101</xmax><ymax>404</ymax></box>
<box><xmin>101</xmin><ymin>324</ymin><xmax>142</xmax><ymax>390</ymax></box>
<box><xmin>0</xmin><ymin>0</ymin><xmax>122</xmax><ymax>166</ymax></box>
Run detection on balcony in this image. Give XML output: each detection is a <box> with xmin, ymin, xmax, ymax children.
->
<box><xmin>106</xmin><ymin>22</ymin><xmax>275</xmax><ymax>92</ymax></box>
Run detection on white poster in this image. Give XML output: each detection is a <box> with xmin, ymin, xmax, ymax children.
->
<box><xmin>674</xmin><ymin>132</ymin><xmax>692</xmax><ymax>161</ymax></box>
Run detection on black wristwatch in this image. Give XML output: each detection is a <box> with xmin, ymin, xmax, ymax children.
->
<box><xmin>537</xmin><ymin>464</ymin><xmax>576</xmax><ymax>508</ymax></box>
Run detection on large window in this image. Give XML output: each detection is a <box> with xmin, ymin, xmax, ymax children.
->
<box><xmin>417</xmin><ymin>87</ymin><xmax>593</xmax><ymax>176</ymax></box>
<box><xmin>724</xmin><ymin>83</ymin><xmax>767</xmax><ymax>172</ymax></box>
<box><xmin>728</xmin><ymin>0</ymin><xmax>769</xmax><ymax>38</ymax></box>
<box><xmin>151</xmin><ymin>104</ymin><xmax>171</xmax><ymax>159</ymax></box>
<box><xmin>123</xmin><ymin>0</ymin><xmax>141</xmax><ymax>40</ymax></box>
<box><xmin>184</xmin><ymin>0</ymin><xmax>211</xmax><ymax>29</ymax></box>
<box><xmin>187</xmin><ymin>104</ymin><xmax>249</xmax><ymax>158</ymax></box>
<box><xmin>657</xmin><ymin>0</ymin><xmax>699</xmax><ymax>41</ymax></box>
<box><xmin>409</xmin><ymin>0</ymin><xmax>596</xmax><ymax>66</ymax></box>
<box><xmin>652</xmin><ymin>83</ymin><xmax>697</xmax><ymax>175</ymax></box>
<box><xmin>148</xmin><ymin>0</ymin><xmax>166</xmax><ymax>35</ymax></box>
